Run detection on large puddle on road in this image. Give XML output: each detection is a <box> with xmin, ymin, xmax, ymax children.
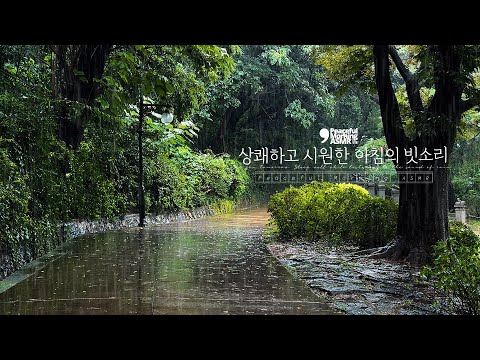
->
<box><xmin>0</xmin><ymin>207</ymin><xmax>335</xmax><ymax>314</ymax></box>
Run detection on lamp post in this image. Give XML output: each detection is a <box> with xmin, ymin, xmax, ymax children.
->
<box><xmin>137</xmin><ymin>100</ymin><xmax>173</xmax><ymax>227</ymax></box>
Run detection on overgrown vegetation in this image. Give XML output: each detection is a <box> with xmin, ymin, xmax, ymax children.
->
<box><xmin>267</xmin><ymin>182</ymin><xmax>397</xmax><ymax>248</ymax></box>
<box><xmin>195</xmin><ymin>45</ymin><xmax>382</xmax><ymax>155</ymax></box>
<box><xmin>0</xmin><ymin>149</ymin><xmax>60</xmax><ymax>272</ymax></box>
<box><xmin>422</xmin><ymin>222</ymin><xmax>480</xmax><ymax>315</ymax></box>
<box><xmin>145</xmin><ymin>148</ymin><xmax>249</xmax><ymax>213</ymax></box>
<box><xmin>0</xmin><ymin>45</ymin><xmax>250</xmax><ymax>275</ymax></box>
<box><xmin>451</xmin><ymin>136</ymin><xmax>480</xmax><ymax>216</ymax></box>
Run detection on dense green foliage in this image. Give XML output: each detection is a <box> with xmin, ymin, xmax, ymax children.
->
<box><xmin>146</xmin><ymin>148</ymin><xmax>249</xmax><ymax>212</ymax></box>
<box><xmin>0</xmin><ymin>149</ymin><xmax>59</xmax><ymax>269</ymax></box>
<box><xmin>267</xmin><ymin>182</ymin><xmax>397</xmax><ymax>247</ymax></box>
<box><xmin>357</xmin><ymin>196</ymin><xmax>398</xmax><ymax>248</ymax></box>
<box><xmin>451</xmin><ymin>137</ymin><xmax>480</xmax><ymax>216</ymax></box>
<box><xmin>422</xmin><ymin>222</ymin><xmax>480</xmax><ymax>314</ymax></box>
<box><xmin>195</xmin><ymin>45</ymin><xmax>382</xmax><ymax>155</ymax></box>
<box><xmin>0</xmin><ymin>45</ymin><xmax>248</xmax><ymax>273</ymax></box>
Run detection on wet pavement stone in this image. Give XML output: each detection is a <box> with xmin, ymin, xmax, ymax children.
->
<box><xmin>268</xmin><ymin>242</ymin><xmax>437</xmax><ymax>315</ymax></box>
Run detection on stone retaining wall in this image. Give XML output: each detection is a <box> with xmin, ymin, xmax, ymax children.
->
<box><xmin>0</xmin><ymin>206</ymin><xmax>221</xmax><ymax>281</ymax></box>
<box><xmin>62</xmin><ymin>207</ymin><xmax>215</xmax><ymax>240</ymax></box>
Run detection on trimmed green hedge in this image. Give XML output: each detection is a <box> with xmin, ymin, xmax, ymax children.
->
<box><xmin>267</xmin><ymin>182</ymin><xmax>397</xmax><ymax>248</ymax></box>
<box><xmin>145</xmin><ymin>151</ymin><xmax>250</xmax><ymax>213</ymax></box>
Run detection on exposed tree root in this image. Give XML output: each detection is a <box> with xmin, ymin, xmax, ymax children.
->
<box><xmin>349</xmin><ymin>237</ymin><xmax>430</xmax><ymax>267</ymax></box>
<box><xmin>369</xmin><ymin>242</ymin><xmax>399</xmax><ymax>259</ymax></box>
<box><xmin>365</xmin><ymin>238</ymin><xmax>429</xmax><ymax>267</ymax></box>
<box><xmin>350</xmin><ymin>241</ymin><xmax>395</xmax><ymax>257</ymax></box>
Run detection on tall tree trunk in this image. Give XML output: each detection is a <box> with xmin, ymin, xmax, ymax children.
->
<box><xmin>392</xmin><ymin>153</ymin><xmax>449</xmax><ymax>265</ymax></box>
<box><xmin>54</xmin><ymin>45</ymin><xmax>111</xmax><ymax>150</ymax></box>
<box><xmin>218</xmin><ymin>107</ymin><xmax>233</xmax><ymax>153</ymax></box>
<box><xmin>373</xmin><ymin>45</ymin><xmax>463</xmax><ymax>265</ymax></box>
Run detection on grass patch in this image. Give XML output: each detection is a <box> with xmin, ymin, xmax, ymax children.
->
<box><xmin>468</xmin><ymin>219</ymin><xmax>480</xmax><ymax>235</ymax></box>
<box><xmin>449</xmin><ymin>213</ymin><xmax>480</xmax><ymax>235</ymax></box>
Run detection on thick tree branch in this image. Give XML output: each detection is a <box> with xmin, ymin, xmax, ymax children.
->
<box><xmin>387</xmin><ymin>45</ymin><xmax>424</xmax><ymax>114</ymax></box>
<box><xmin>388</xmin><ymin>46</ymin><xmax>412</xmax><ymax>81</ymax></box>
<box><xmin>373</xmin><ymin>45</ymin><xmax>407</xmax><ymax>150</ymax></box>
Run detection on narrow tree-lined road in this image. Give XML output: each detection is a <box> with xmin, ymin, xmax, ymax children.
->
<box><xmin>0</xmin><ymin>207</ymin><xmax>334</xmax><ymax>314</ymax></box>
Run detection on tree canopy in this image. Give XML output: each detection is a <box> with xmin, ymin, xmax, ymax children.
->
<box><xmin>314</xmin><ymin>45</ymin><xmax>480</xmax><ymax>264</ymax></box>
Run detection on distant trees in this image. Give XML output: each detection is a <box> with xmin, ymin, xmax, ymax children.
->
<box><xmin>194</xmin><ymin>45</ymin><xmax>381</xmax><ymax>154</ymax></box>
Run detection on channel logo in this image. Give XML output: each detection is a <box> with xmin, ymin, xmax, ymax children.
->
<box><xmin>319</xmin><ymin>128</ymin><xmax>359</xmax><ymax>145</ymax></box>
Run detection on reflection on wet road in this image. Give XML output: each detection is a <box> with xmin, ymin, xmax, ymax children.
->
<box><xmin>0</xmin><ymin>207</ymin><xmax>334</xmax><ymax>314</ymax></box>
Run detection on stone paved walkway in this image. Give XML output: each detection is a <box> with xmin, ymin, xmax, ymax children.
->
<box><xmin>268</xmin><ymin>242</ymin><xmax>437</xmax><ymax>315</ymax></box>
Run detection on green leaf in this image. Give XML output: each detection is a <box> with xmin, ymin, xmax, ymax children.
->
<box><xmin>73</xmin><ymin>69</ymin><xmax>88</xmax><ymax>82</ymax></box>
<box><xmin>165</xmin><ymin>81</ymin><xmax>174</xmax><ymax>93</ymax></box>
<box><xmin>98</xmin><ymin>98</ymin><xmax>109</xmax><ymax>110</ymax></box>
<box><xmin>4</xmin><ymin>63</ymin><xmax>17</xmax><ymax>75</ymax></box>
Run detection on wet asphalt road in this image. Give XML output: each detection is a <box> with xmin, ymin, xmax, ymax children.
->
<box><xmin>0</xmin><ymin>207</ymin><xmax>333</xmax><ymax>315</ymax></box>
